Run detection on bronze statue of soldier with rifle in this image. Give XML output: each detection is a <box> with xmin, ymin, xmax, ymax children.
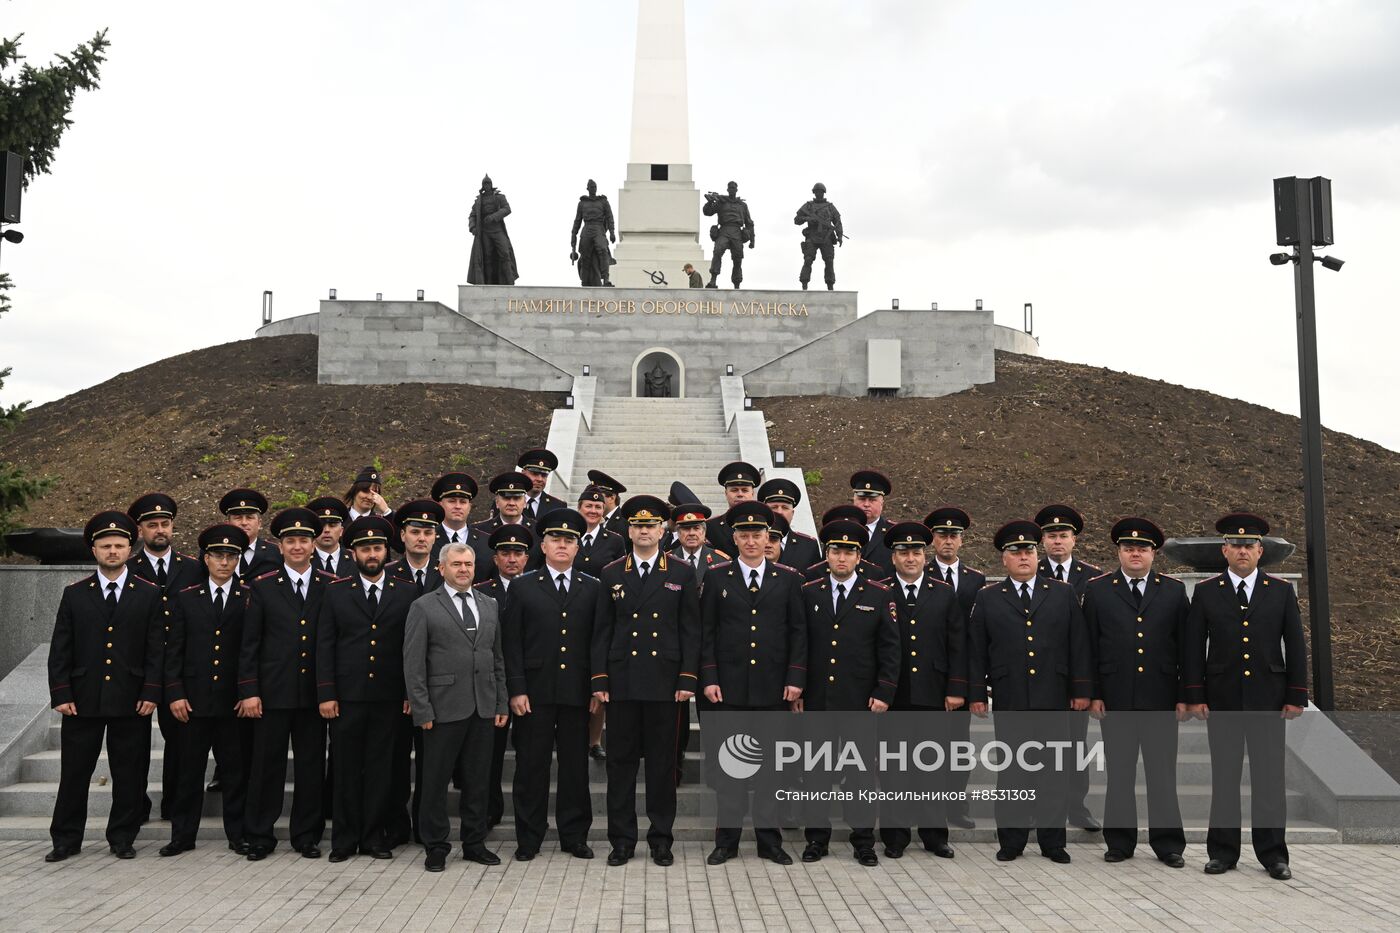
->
<box><xmin>794</xmin><ymin>182</ymin><xmax>844</xmax><ymax>291</ymax></box>
<box><xmin>703</xmin><ymin>181</ymin><xmax>755</xmax><ymax>289</ymax></box>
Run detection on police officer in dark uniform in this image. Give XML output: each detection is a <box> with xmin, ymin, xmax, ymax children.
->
<box><xmin>797</xmin><ymin>518</ymin><xmax>900</xmax><ymax>867</ymax></box>
<box><xmin>125</xmin><ymin>492</ymin><xmax>202</xmax><ymax>821</ymax></box>
<box><xmin>308</xmin><ymin>496</ymin><xmax>353</xmax><ymax>577</ymax></box>
<box><xmin>803</xmin><ymin>506</ymin><xmax>890</xmax><ymax>583</ymax></box>
<box><xmin>431</xmin><ymin>472</ymin><xmax>493</xmax><ymax>583</ymax></box>
<box><xmin>699</xmin><ymin>501</ymin><xmax>805</xmax><ymax>866</ymax></box>
<box><xmin>502</xmin><ymin>508</ymin><xmax>600</xmax><ymax>861</ymax></box>
<box><xmin>878</xmin><ymin>521</ymin><xmax>966</xmax><ymax>860</ymax></box>
<box><xmin>517</xmin><ymin>448</ymin><xmax>567</xmax><ymax>526</ymax></box>
<box><xmin>1184</xmin><ymin>513</ymin><xmax>1307</xmax><ymax>881</ymax></box>
<box><xmin>221</xmin><ymin>488</ymin><xmax>280</xmax><ymax>583</ymax></box>
<box><xmin>1035</xmin><ymin>503</ymin><xmax>1102</xmax><ymax>831</ymax></box>
<box><xmin>238</xmin><ymin>507</ymin><xmax>335</xmax><ymax>860</ymax></box>
<box><xmin>1083</xmin><ymin>517</ymin><xmax>1189</xmax><ymax>868</ymax></box>
<box><xmin>758</xmin><ymin>478</ymin><xmax>820</xmax><ymax>571</ymax></box>
<box><xmin>968</xmin><ymin>520</ymin><xmax>1092</xmax><ymax>864</ymax></box>
<box><xmin>591</xmin><ymin>495</ymin><xmax>701</xmax><ymax>867</ymax></box>
<box><xmin>574</xmin><ymin>485</ymin><xmax>627</xmax><ymax>574</ymax></box>
<box><xmin>708</xmin><ymin>461</ymin><xmax>761</xmax><ymax>560</ymax></box>
<box><xmin>45</xmin><ymin>512</ymin><xmax>165</xmax><ymax>862</ymax></box>
<box><xmin>669</xmin><ymin>502</ymin><xmax>727</xmax><ymax>582</ymax></box>
<box><xmin>473</xmin><ymin>471</ymin><xmax>534</xmax><ymax>537</ymax></box>
<box><xmin>924</xmin><ymin>506</ymin><xmax>985</xmax><ymax>829</ymax></box>
<box><xmin>587</xmin><ymin>469</ymin><xmax>628</xmax><ymax>538</ymax></box>
<box><xmin>318</xmin><ymin>516</ymin><xmax>414</xmax><ymax>861</ymax></box>
<box><xmin>389</xmin><ymin>499</ymin><xmax>445</xmax><ymax>595</ymax></box>
<box><xmin>475</xmin><ymin>523</ymin><xmax>535</xmax><ymax>827</ymax></box>
<box><xmin>160</xmin><ymin>524</ymin><xmax>251</xmax><ymax>857</ymax></box>
<box><xmin>851</xmin><ymin>470</ymin><xmax>896</xmax><ymax>578</ymax></box>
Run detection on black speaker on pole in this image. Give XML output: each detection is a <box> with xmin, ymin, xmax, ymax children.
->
<box><xmin>1</xmin><ymin>151</ymin><xmax>22</xmax><ymax>224</ymax></box>
<box><xmin>1273</xmin><ymin>176</ymin><xmax>1305</xmax><ymax>247</ymax></box>
<box><xmin>1308</xmin><ymin>176</ymin><xmax>1334</xmax><ymax>246</ymax></box>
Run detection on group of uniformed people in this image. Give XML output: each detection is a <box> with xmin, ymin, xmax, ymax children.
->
<box><xmin>43</xmin><ymin>451</ymin><xmax>1307</xmax><ymax>880</ymax></box>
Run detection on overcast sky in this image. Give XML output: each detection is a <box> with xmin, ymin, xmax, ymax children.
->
<box><xmin>4</xmin><ymin>0</ymin><xmax>1399</xmax><ymax>451</ymax></box>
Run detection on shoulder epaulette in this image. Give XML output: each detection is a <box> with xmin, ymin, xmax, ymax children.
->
<box><xmin>253</xmin><ymin>570</ymin><xmax>280</xmax><ymax>582</ymax></box>
<box><xmin>133</xmin><ymin>575</ymin><xmax>159</xmax><ymax>587</ymax></box>
<box><xmin>792</xmin><ymin>530</ymin><xmax>817</xmax><ymax>542</ymax></box>
<box><xmin>601</xmin><ymin>555</ymin><xmax>629</xmax><ymax>571</ymax></box>
<box><xmin>313</xmin><ymin>569</ymin><xmax>338</xmax><ymax>580</ymax></box>
<box><xmin>864</xmin><ymin>579</ymin><xmax>891</xmax><ymax>591</ymax></box>
<box><xmin>178</xmin><ymin>583</ymin><xmax>204</xmax><ymax>593</ymax></box>
<box><xmin>713</xmin><ymin>548</ymin><xmax>731</xmax><ymax>560</ymax></box>
<box><xmin>711</xmin><ymin>560</ymin><xmax>734</xmax><ymax>572</ymax></box>
<box><xmin>69</xmin><ymin>575</ymin><xmax>95</xmax><ymax>589</ymax></box>
<box><xmin>802</xmin><ymin>578</ymin><xmax>825</xmax><ymax>589</ymax></box>
<box><xmin>1088</xmin><ymin>571</ymin><xmax>1114</xmax><ymax>583</ymax></box>
<box><xmin>575</xmin><ymin>570</ymin><xmax>600</xmax><ymax>583</ymax></box>
<box><xmin>772</xmin><ymin>561</ymin><xmax>799</xmax><ymax>574</ymax></box>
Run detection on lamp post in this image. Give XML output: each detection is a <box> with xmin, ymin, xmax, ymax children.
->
<box><xmin>1271</xmin><ymin>175</ymin><xmax>1341</xmax><ymax>710</ymax></box>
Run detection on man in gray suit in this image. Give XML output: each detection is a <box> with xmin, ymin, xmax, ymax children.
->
<box><xmin>403</xmin><ymin>542</ymin><xmax>509</xmax><ymax>872</ymax></box>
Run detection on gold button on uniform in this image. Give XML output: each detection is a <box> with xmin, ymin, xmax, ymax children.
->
<box><xmin>560</xmin><ymin>663</ymin><xmax>567</xmax><ymax>669</ymax></box>
<box><xmin>1245</xmin><ymin>670</ymin><xmax>1252</xmax><ymax>677</ymax></box>
<box><xmin>106</xmin><ymin>642</ymin><xmax>113</xmax><ymax>649</ymax></box>
<box><xmin>104</xmin><ymin>675</ymin><xmax>111</xmax><ymax>681</ymax></box>
<box><xmin>1029</xmin><ymin>668</ymin><xmax>1037</xmax><ymax>675</ymax></box>
<box><xmin>1137</xmin><ymin>666</ymin><xmax>1144</xmax><ymax>673</ymax></box>
<box><xmin>632</xmin><ymin>650</ymin><xmax>638</xmax><ymax>656</ymax></box>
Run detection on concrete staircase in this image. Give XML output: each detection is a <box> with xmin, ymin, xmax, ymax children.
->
<box><xmin>0</xmin><ymin>714</ymin><xmax>1342</xmax><ymax>843</ymax></box>
<box><xmin>567</xmin><ymin>397</ymin><xmax>738</xmax><ymax>508</ymax></box>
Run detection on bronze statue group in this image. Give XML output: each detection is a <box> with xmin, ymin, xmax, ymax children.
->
<box><xmin>43</xmin><ymin>453</ymin><xmax>1306</xmax><ymax>881</ymax></box>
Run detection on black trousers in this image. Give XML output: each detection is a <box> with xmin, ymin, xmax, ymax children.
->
<box><xmin>1206</xmin><ymin>714</ymin><xmax>1288</xmax><ymax>867</ymax></box>
<box><xmin>992</xmin><ymin>712</ymin><xmax>1070</xmax><ymax>855</ymax></box>
<box><xmin>156</xmin><ymin>704</ymin><xmax>185</xmax><ymax>819</ymax></box>
<box><xmin>605</xmin><ymin>699</ymin><xmax>681</xmax><ymax>851</ymax></box>
<box><xmin>244</xmin><ymin>707</ymin><xmax>325</xmax><ymax>850</ymax></box>
<box><xmin>945</xmin><ymin>707</ymin><xmax>973</xmax><ymax>820</ymax></box>
<box><xmin>331</xmin><ymin>700</ymin><xmax>399</xmax><ymax>853</ymax></box>
<box><xmin>419</xmin><ymin>715</ymin><xmax>494</xmax><ymax>854</ymax></box>
<box><xmin>694</xmin><ymin>694</ymin><xmax>719</xmax><ymax>789</ymax></box>
<box><xmin>707</xmin><ymin>701</ymin><xmax>786</xmax><ymax>853</ymax></box>
<box><xmin>1101</xmin><ymin>711</ymin><xmax>1185</xmax><ymax>858</ymax></box>
<box><xmin>512</xmin><ymin>703</ymin><xmax>591</xmax><ymax>852</ymax></box>
<box><xmin>488</xmin><ymin>716</ymin><xmax>511</xmax><ymax>825</ymax></box>
<box><xmin>386</xmin><ymin>712</ymin><xmax>422</xmax><ymax>846</ymax></box>
<box><xmin>803</xmin><ymin>717</ymin><xmax>876</xmax><ymax>851</ymax></box>
<box><xmin>50</xmin><ymin>715</ymin><xmax>151</xmax><ymax>850</ymax></box>
<box><xmin>170</xmin><ymin>716</ymin><xmax>246</xmax><ymax>846</ymax></box>
<box><xmin>879</xmin><ymin>705</ymin><xmax>950</xmax><ymax>851</ymax></box>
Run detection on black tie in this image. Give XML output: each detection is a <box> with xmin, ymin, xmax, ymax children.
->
<box><xmin>294</xmin><ymin>577</ymin><xmax>305</xmax><ymax>606</ymax></box>
<box><xmin>526</xmin><ymin>499</ymin><xmax>537</xmax><ymax>520</ymax></box>
<box><xmin>1055</xmin><ymin>564</ymin><xmax>1065</xmax><ymax>582</ymax></box>
<box><xmin>105</xmin><ymin>581</ymin><xmax>118</xmax><ymax>614</ymax></box>
<box><xmin>1237</xmin><ymin>580</ymin><xmax>1249</xmax><ymax>611</ymax></box>
<box><xmin>450</xmin><ymin>531</ymin><xmax>460</xmax><ymax>545</ymax></box>
<box><xmin>583</xmin><ymin>534</ymin><xmax>593</xmax><ymax>549</ymax></box>
<box><xmin>367</xmin><ymin>583</ymin><xmax>378</xmax><ymax>613</ymax></box>
<box><xmin>321</xmin><ymin>555</ymin><xmax>334</xmax><ymax>573</ymax></box>
<box><xmin>906</xmin><ymin>583</ymin><xmax>917</xmax><ymax>606</ymax></box>
<box><xmin>415</xmin><ymin>569</ymin><xmax>425</xmax><ymax>594</ymax></box>
<box><xmin>1019</xmin><ymin>582</ymin><xmax>1032</xmax><ymax>613</ymax></box>
<box><xmin>457</xmin><ymin>591</ymin><xmax>476</xmax><ymax>630</ymax></box>
<box><xmin>944</xmin><ymin>566</ymin><xmax>954</xmax><ymax>586</ymax></box>
<box><xmin>1130</xmin><ymin>578</ymin><xmax>1142</xmax><ymax>608</ymax></box>
<box><xmin>155</xmin><ymin>557</ymin><xmax>167</xmax><ymax>589</ymax></box>
<box><xmin>835</xmin><ymin>582</ymin><xmax>848</xmax><ymax>615</ymax></box>
<box><xmin>213</xmin><ymin>586</ymin><xmax>225</xmax><ymax>616</ymax></box>
<box><xmin>639</xmin><ymin>560</ymin><xmax>650</xmax><ymax>580</ymax></box>
<box><xmin>689</xmin><ymin>553</ymin><xmax>698</xmax><ymax>570</ymax></box>
<box><xmin>749</xmin><ymin>569</ymin><xmax>759</xmax><ymax>593</ymax></box>
<box><xmin>557</xmin><ymin>573</ymin><xmax>568</xmax><ymax>596</ymax></box>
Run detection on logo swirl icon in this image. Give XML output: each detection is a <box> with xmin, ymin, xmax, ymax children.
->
<box><xmin>718</xmin><ymin>733</ymin><xmax>764</xmax><ymax>779</ymax></box>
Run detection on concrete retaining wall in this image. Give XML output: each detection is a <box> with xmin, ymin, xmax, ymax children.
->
<box><xmin>0</xmin><ymin>565</ymin><xmax>88</xmax><ymax>681</ymax></box>
<box><xmin>255</xmin><ymin>312</ymin><xmax>320</xmax><ymax>338</ymax></box>
<box><xmin>994</xmin><ymin>325</ymin><xmax>1040</xmax><ymax>355</ymax></box>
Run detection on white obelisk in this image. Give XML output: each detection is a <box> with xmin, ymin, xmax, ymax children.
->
<box><xmin>610</xmin><ymin>0</ymin><xmax>704</xmax><ymax>288</ymax></box>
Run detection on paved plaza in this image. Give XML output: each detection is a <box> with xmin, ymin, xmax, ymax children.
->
<box><xmin>2</xmin><ymin>840</ymin><xmax>1399</xmax><ymax>932</ymax></box>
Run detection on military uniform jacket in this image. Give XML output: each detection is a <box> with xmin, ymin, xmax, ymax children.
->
<box><xmin>590</xmin><ymin>553</ymin><xmax>701</xmax><ymax>702</ymax></box>
<box><xmin>968</xmin><ymin>578</ymin><xmax>1092</xmax><ymax>710</ymax></box>
<box><xmin>166</xmin><ymin>580</ymin><xmax>247</xmax><ymax>715</ymax></box>
<box><xmin>669</xmin><ymin>543</ymin><xmax>729</xmax><ymax>584</ymax></box>
<box><xmin>1182</xmin><ymin>572</ymin><xmax>1308</xmax><ymax>711</ymax></box>
<box><xmin>473</xmin><ymin>576</ymin><xmax>517</xmax><ymax>614</ymax></box>
<box><xmin>433</xmin><ymin>524</ymin><xmax>493</xmax><ymax>584</ymax></box>
<box><xmin>1082</xmin><ymin>570</ymin><xmax>1189</xmax><ymax>711</ymax></box>
<box><xmin>603</xmin><ymin>509</ymin><xmax>626</xmax><ymax>539</ymax></box>
<box><xmin>699</xmin><ymin>561</ymin><xmax>807</xmax><ymax>704</ymax></box>
<box><xmin>312</xmin><ymin>548</ymin><xmax>354</xmax><ymax>577</ymax></box>
<box><xmin>472</xmin><ymin>516</ymin><xmax>533</xmax><ymax>537</ymax></box>
<box><xmin>502</xmin><ymin>567</ymin><xmax>599</xmax><ymax>706</ymax></box>
<box><xmin>803</xmin><ymin>557</ymin><xmax>890</xmax><ymax>585</ymax></box>
<box><xmin>1038</xmin><ymin>557</ymin><xmax>1101</xmax><ymax>600</ymax></box>
<box><xmin>238</xmin><ymin>567</ymin><xmax>336</xmax><ymax>709</ymax></box>
<box><xmin>889</xmin><ymin>576</ymin><xmax>968</xmax><ymax>707</ymax></box>
<box><xmin>387</xmin><ymin>557</ymin><xmax>443</xmax><ymax>596</ymax></box>
<box><xmin>778</xmin><ymin>531</ymin><xmax>821</xmax><ymax>578</ymax></box>
<box><xmin>799</xmin><ymin>574</ymin><xmax>900</xmax><ymax>711</ymax></box>
<box><xmin>317</xmin><ymin>575</ymin><xmax>413</xmax><ymax>704</ymax></box>
<box><xmin>576</xmin><ymin>527</ymin><xmax>626</xmax><ymax>574</ymax></box>
<box><xmin>931</xmin><ymin>562</ymin><xmax>987</xmax><ymax>622</ymax></box>
<box><xmin>705</xmin><ymin>516</ymin><xmax>736</xmax><ymax>564</ymax></box>
<box><xmin>237</xmin><ymin>539</ymin><xmax>281</xmax><ymax>584</ymax></box>
<box><xmin>525</xmin><ymin>491</ymin><xmax>566</xmax><ymax>524</ymax></box>
<box><xmin>862</xmin><ymin>518</ymin><xmax>896</xmax><ymax>577</ymax></box>
<box><xmin>49</xmin><ymin>573</ymin><xmax>165</xmax><ymax>715</ymax></box>
<box><xmin>128</xmin><ymin>549</ymin><xmax>203</xmax><ymax>595</ymax></box>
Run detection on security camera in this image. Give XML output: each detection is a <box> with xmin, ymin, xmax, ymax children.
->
<box><xmin>1</xmin><ymin>228</ymin><xmax>22</xmax><ymax>244</ymax></box>
<box><xmin>1318</xmin><ymin>255</ymin><xmax>1345</xmax><ymax>272</ymax></box>
<box><xmin>1268</xmin><ymin>252</ymin><xmax>1292</xmax><ymax>266</ymax></box>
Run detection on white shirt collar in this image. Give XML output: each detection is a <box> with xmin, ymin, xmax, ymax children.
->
<box><xmin>284</xmin><ymin>564</ymin><xmax>312</xmax><ymax>590</ymax></box>
<box><xmin>1012</xmin><ymin>575</ymin><xmax>1035</xmax><ymax>596</ymax></box>
<box><xmin>896</xmin><ymin>573</ymin><xmax>925</xmax><ymax>593</ymax></box>
<box><xmin>1227</xmin><ymin>568</ymin><xmax>1259</xmax><ymax>596</ymax></box>
<box><xmin>1050</xmin><ymin>558</ymin><xmax>1071</xmax><ymax>575</ymax></box>
<box><xmin>210</xmin><ymin>579</ymin><xmax>233</xmax><ymax>602</ymax></box>
<box><xmin>315</xmin><ymin>546</ymin><xmax>339</xmax><ymax>561</ymax></box>
<box><xmin>1122</xmin><ymin>568</ymin><xmax>1148</xmax><ymax>585</ymax></box>
<box><xmin>359</xmin><ymin>573</ymin><xmax>384</xmax><ymax>596</ymax></box>
<box><xmin>828</xmin><ymin>572</ymin><xmax>856</xmax><ymax>592</ymax></box>
<box><xmin>144</xmin><ymin>548</ymin><xmax>171</xmax><ymax>568</ymax></box>
<box><xmin>737</xmin><ymin>557</ymin><xmax>767</xmax><ymax>583</ymax></box>
<box><xmin>99</xmin><ymin>567</ymin><xmax>129</xmax><ymax>596</ymax></box>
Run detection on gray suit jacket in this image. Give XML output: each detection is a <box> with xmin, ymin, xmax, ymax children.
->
<box><xmin>403</xmin><ymin>585</ymin><xmax>506</xmax><ymax>726</ymax></box>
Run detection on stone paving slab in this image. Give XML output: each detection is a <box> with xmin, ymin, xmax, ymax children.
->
<box><xmin>1</xmin><ymin>841</ymin><xmax>1398</xmax><ymax>932</ymax></box>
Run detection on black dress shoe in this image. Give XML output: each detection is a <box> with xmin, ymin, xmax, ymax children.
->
<box><xmin>515</xmin><ymin>849</ymin><xmax>537</xmax><ymax>862</ymax></box>
<box><xmin>246</xmin><ymin>846</ymin><xmax>270</xmax><ymax>861</ymax></box>
<box><xmin>651</xmin><ymin>847</ymin><xmax>674</xmax><ymax>866</ymax></box>
<box><xmin>801</xmin><ymin>842</ymin><xmax>827</xmax><ymax>863</ymax></box>
<box><xmin>606</xmin><ymin>847</ymin><xmax>633</xmax><ymax>866</ymax></box>
<box><xmin>363</xmin><ymin>846</ymin><xmax>393</xmax><ymax>860</ymax></box>
<box><xmin>1160</xmin><ymin>853</ymin><xmax>1185</xmax><ymax>869</ymax></box>
<box><xmin>1203</xmin><ymin>858</ymin><xmax>1235</xmax><ymax>875</ymax></box>
<box><xmin>328</xmin><ymin>849</ymin><xmax>353</xmax><ymax>863</ymax></box>
<box><xmin>995</xmin><ymin>848</ymin><xmax>1018</xmax><ymax>862</ymax></box>
<box><xmin>110</xmin><ymin>844</ymin><xmax>136</xmax><ymax>859</ymax></box>
<box><xmin>947</xmin><ymin>814</ymin><xmax>976</xmax><ymax>829</ymax></box>
<box><xmin>562</xmin><ymin>842</ymin><xmax>594</xmax><ymax>859</ymax></box>
<box><xmin>883</xmin><ymin>846</ymin><xmax>904</xmax><ymax>859</ymax></box>
<box><xmin>44</xmin><ymin>846</ymin><xmax>77</xmax><ymax>863</ymax></box>
<box><xmin>1104</xmin><ymin>850</ymin><xmax>1128</xmax><ymax>863</ymax></box>
<box><xmin>299</xmin><ymin>844</ymin><xmax>322</xmax><ymax>859</ymax></box>
<box><xmin>229</xmin><ymin>840</ymin><xmax>250</xmax><ymax>855</ymax></box>
<box><xmin>707</xmin><ymin>846</ymin><xmax>737</xmax><ymax>865</ymax></box>
<box><xmin>590</xmin><ymin>744</ymin><xmax>607</xmax><ymax>761</ymax></box>
<box><xmin>926</xmin><ymin>842</ymin><xmax>955</xmax><ymax>859</ymax></box>
<box><xmin>424</xmin><ymin>850</ymin><xmax>446</xmax><ymax>872</ymax></box>
<box><xmin>760</xmin><ymin>847</ymin><xmax>793</xmax><ymax>865</ymax></box>
<box><xmin>855</xmin><ymin>847</ymin><xmax>879</xmax><ymax>867</ymax></box>
<box><xmin>1043</xmin><ymin>848</ymin><xmax>1071</xmax><ymax>864</ymax></box>
<box><xmin>159</xmin><ymin>841</ymin><xmax>194</xmax><ymax>857</ymax></box>
<box><xmin>1267</xmin><ymin>862</ymin><xmax>1293</xmax><ymax>881</ymax></box>
<box><xmin>462</xmin><ymin>845</ymin><xmax>501</xmax><ymax>865</ymax></box>
<box><xmin>205</xmin><ymin>779</ymin><xmax>223</xmax><ymax>793</ymax></box>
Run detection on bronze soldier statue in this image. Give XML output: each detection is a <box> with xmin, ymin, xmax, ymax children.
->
<box><xmin>703</xmin><ymin>181</ymin><xmax>755</xmax><ymax>289</ymax></box>
<box><xmin>794</xmin><ymin>182</ymin><xmax>843</xmax><ymax>290</ymax></box>
<box><xmin>570</xmin><ymin>180</ymin><xmax>616</xmax><ymax>287</ymax></box>
<box><xmin>468</xmin><ymin>174</ymin><xmax>519</xmax><ymax>285</ymax></box>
